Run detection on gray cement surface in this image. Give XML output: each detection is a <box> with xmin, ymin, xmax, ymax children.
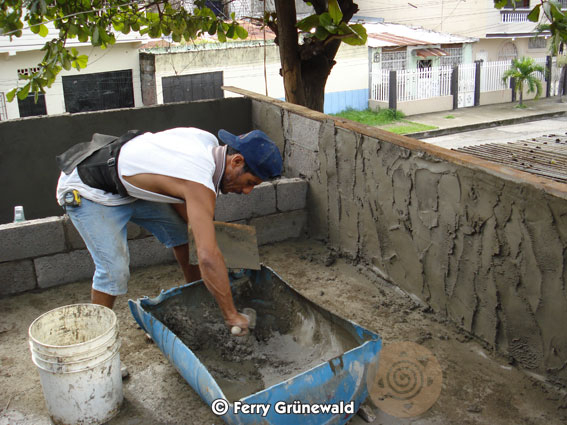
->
<box><xmin>408</xmin><ymin>97</ymin><xmax>567</xmax><ymax>135</ymax></box>
<box><xmin>419</xmin><ymin>116</ymin><xmax>567</xmax><ymax>149</ymax></box>
<box><xmin>1</xmin><ymin>239</ymin><xmax>566</xmax><ymax>425</ymax></box>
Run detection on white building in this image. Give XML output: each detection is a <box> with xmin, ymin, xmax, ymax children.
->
<box><xmin>0</xmin><ymin>26</ymin><xmax>150</xmax><ymax>121</ymax></box>
<box><xmin>355</xmin><ymin>0</ymin><xmax>554</xmax><ymax>62</ymax></box>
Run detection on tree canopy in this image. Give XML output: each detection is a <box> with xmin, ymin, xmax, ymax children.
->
<box><xmin>0</xmin><ymin>0</ymin><xmax>366</xmax><ymax>111</ymax></box>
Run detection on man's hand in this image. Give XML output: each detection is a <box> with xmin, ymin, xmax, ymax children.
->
<box><xmin>226</xmin><ymin>312</ymin><xmax>251</xmax><ymax>336</ymax></box>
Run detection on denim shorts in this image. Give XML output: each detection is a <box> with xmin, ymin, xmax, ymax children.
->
<box><xmin>66</xmin><ymin>198</ymin><xmax>188</xmax><ymax>296</ymax></box>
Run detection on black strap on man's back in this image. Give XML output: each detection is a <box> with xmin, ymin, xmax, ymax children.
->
<box><xmin>56</xmin><ymin>129</ymin><xmax>144</xmax><ymax>196</ymax></box>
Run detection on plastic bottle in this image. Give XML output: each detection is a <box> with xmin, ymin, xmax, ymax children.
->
<box><xmin>13</xmin><ymin>206</ymin><xmax>25</xmax><ymax>223</ymax></box>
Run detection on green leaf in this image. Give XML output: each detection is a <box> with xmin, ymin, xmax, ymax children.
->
<box><xmin>235</xmin><ymin>25</ymin><xmax>248</xmax><ymax>39</ymax></box>
<box><xmin>217</xmin><ymin>28</ymin><xmax>226</xmax><ymax>42</ymax></box>
<box><xmin>226</xmin><ymin>24</ymin><xmax>235</xmax><ymax>39</ymax></box>
<box><xmin>208</xmin><ymin>21</ymin><xmax>217</xmax><ymax>35</ymax></box>
<box><xmin>493</xmin><ymin>0</ymin><xmax>508</xmax><ymax>9</ymax></box>
<box><xmin>6</xmin><ymin>88</ymin><xmax>17</xmax><ymax>102</ymax></box>
<box><xmin>17</xmin><ymin>84</ymin><xmax>30</xmax><ymax>100</ymax></box>
<box><xmin>38</xmin><ymin>24</ymin><xmax>48</xmax><ymax>37</ymax></box>
<box><xmin>62</xmin><ymin>56</ymin><xmax>72</xmax><ymax>70</ymax></box>
<box><xmin>319</xmin><ymin>12</ymin><xmax>332</xmax><ymax>28</ymax></box>
<box><xmin>78</xmin><ymin>29</ymin><xmax>88</xmax><ymax>42</ymax></box>
<box><xmin>297</xmin><ymin>14</ymin><xmax>320</xmax><ymax>32</ymax></box>
<box><xmin>76</xmin><ymin>54</ymin><xmax>88</xmax><ymax>68</ymax></box>
<box><xmin>328</xmin><ymin>0</ymin><xmax>343</xmax><ymax>24</ymax></box>
<box><xmin>314</xmin><ymin>26</ymin><xmax>330</xmax><ymax>40</ymax></box>
<box><xmin>92</xmin><ymin>26</ymin><xmax>100</xmax><ymax>44</ymax></box>
<box><xmin>68</xmin><ymin>24</ymin><xmax>78</xmax><ymax>36</ymax></box>
<box><xmin>549</xmin><ymin>2</ymin><xmax>565</xmax><ymax>20</ymax></box>
<box><xmin>527</xmin><ymin>4</ymin><xmax>541</xmax><ymax>22</ymax></box>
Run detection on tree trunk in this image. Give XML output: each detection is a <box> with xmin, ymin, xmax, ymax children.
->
<box><xmin>274</xmin><ymin>0</ymin><xmax>306</xmax><ymax>107</ymax></box>
<box><xmin>273</xmin><ymin>0</ymin><xmax>355</xmax><ymax>112</ymax></box>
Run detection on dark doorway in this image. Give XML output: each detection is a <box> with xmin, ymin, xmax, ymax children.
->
<box><xmin>162</xmin><ymin>71</ymin><xmax>224</xmax><ymax>103</ymax></box>
<box><xmin>18</xmin><ymin>93</ymin><xmax>47</xmax><ymax>117</ymax></box>
<box><xmin>62</xmin><ymin>69</ymin><xmax>134</xmax><ymax>113</ymax></box>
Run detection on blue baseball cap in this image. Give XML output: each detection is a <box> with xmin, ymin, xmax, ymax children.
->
<box><xmin>218</xmin><ymin>129</ymin><xmax>283</xmax><ymax>181</ymax></box>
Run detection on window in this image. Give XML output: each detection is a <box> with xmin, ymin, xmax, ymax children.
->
<box><xmin>18</xmin><ymin>93</ymin><xmax>47</xmax><ymax>117</ymax></box>
<box><xmin>62</xmin><ymin>69</ymin><xmax>134</xmax><ymax>113</ymax></box>
<box><xmin>17</xmin><ymin>67</ymin><xmax>41</xmax><ymax>77</ymax></box>
<box><xmin>528</xmin><ymin>37</ymin><xmax>547</xmax><ymax>49</ymax></box>
<box><xmin>377</xmin><ymin>50</ymin><xmax>407</xmax><ymax>71</ymax></box>
<box><xmin>162</xmin><ymin>71</ymin><xmax>224</xmax><ymax>103</ymax></box>
<box><xmin>0</xmin><ymin>93</ymin><xmax>7</xmax><ymax>121</ymax></box>
<box><xmin>503</xmin><ymin>0</ymin><xmax>530</xmax><ymax>8</ymax></box>
<box><xmin>440</xmin><ymin>47</ymin><xmax>463</xmax><ymax>67</ymax></box>
<box><xmin>498</xmin><ymin>42</ymin><xmax>518</xmax><ymax>61</ymax></box>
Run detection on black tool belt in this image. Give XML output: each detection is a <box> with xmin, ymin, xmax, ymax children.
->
<box><xmin>56</xmin><ymin>130</ymin><xmax>144</xmax><ymax>197</ymax></box>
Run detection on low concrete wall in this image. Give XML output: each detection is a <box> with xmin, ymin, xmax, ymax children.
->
<box><xmin>397</xmin><ymin>96</ymin><xmax>453</xmax><ymax>116</ymax></box>
<box><xmin>0</xmin><ymin>97</ymin><xmax>252</xmax><ymax>224</ymax></box>
<box><xmin>480</xmin><ymin>89</ymin><xmax>512</xmax><ymax>105</ymax></box>
<box><xmin>227</xmin><ymin>87</ymin><xmax>567</xmax><ymax>386</ymax></box>
<box><xmin>368</xmin><ymin>100</ymin><xmax>388</xmax><ymax>111</ymax></box>
<box><xmin>370</xmin><ymin>96</ymin><xmax>457</xmax><ymax>116</ymax></box>
<box><xmin>0</xmin><ymin>178</ymin><xmax>308</xmax><ymax>296</ymax></box>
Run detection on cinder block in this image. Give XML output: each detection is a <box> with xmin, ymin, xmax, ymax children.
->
<box><xmin>128</xmin><ymin>237</ymin><xmax>175</xmax><ymax>269</ymax></box>
<box><xmin>250</xmin><ymin>210</ymin><xmax>308</xmax><ymax>245</ymax></box>
<box><xmin>276</xmin><ymin>178</ymin><xmax>308</xmax><ymax>212</ymax></box>
<box><xmin>284</xmin><ymin>142</ymin><xmax>320</xmax><ymax>178</ymax></box>
<box><xmin>215</xmin><ymin>182</ymin><xmax>276</xmax><ymax>222</ymax></box>
<box><xmin>64</xmin><ymin>215</ymin><xmax>150</xmax><ymax>250</ymax></box>
<box><xmin>284</xmin><ymin>111</ymin><xmax>321</xmax><ymax>151</ymax></box>
<box><xmin>251</xmin><ymin>101</ymin><xmax>285</xmax><ymax>153</ymax></box>
<box><xmin>0</xmin><ymin>260</ymin><xmax>36</xmax><ymax>296</ymax></box>
<box><xmin>0</xmin><ymin>217</ymin><xmax>66</xmax><ymax>262</ymax></box>
<box><xmin>35</xmin><ymin>250</ymin><xmax>95</xmax><ymax>289</ymax></box>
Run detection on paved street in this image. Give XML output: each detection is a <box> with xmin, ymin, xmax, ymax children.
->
<box><xmin>420</xmin><ymin>116</ymin><xmax>567</xmax><ymax>149</ymax></box>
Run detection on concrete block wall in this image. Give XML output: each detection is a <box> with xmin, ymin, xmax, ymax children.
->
<box><xmin>226</xmin><ymin>86</ymin><xmax>567</xmax><ymax>387</ymax></box>
<box><xmin>0</xmin><ymin>178</ymin><xmax>307</xmax><ymax>297</ymax></box>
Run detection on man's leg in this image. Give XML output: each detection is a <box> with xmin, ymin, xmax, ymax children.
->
<box><xmin>91</xmin><ymin>288</ymin><xmax>117</xmax><ymax>308</ymax></box>
<box><xmin>131</xmin><ymin>201</ymin><xmax>201</xmax><ymax>283</ymax></box>
<box><xmin>66</xmin><ymin>198</ymin><xmax>132</xmax><ymax>307</ymax></box>
<box><xmin>172</xmin><ymin>243</ymin><xmax>201</xmax><ymax>283</ymax></box>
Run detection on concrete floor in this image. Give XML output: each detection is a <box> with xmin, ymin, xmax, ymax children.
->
<box><xmin>1</xmin><ymin>239</ymin><xmax>566</xmax><ymax>425</ymax></box>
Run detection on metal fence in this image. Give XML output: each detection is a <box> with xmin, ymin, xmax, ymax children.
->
<box><xmin>370</xmin><ymin>57</ymin><xmax>563</xmax><ymax>105</ymax></box>
<box><xmin>480</xmin><ymin>60</ymin><xmax>510</xmax><ymax>92</ymax></box>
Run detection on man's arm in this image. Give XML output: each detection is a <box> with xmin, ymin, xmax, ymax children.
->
<box><xmin>179</xmin><ymin>180</ymin><xmax>248</xmax><ymax>330</ymax></box>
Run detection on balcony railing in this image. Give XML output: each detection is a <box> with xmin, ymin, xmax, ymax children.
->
<box><xmin>500</xmin><ymin>9</ymin><xmax>531</xmax><ymax>23</ymax></box>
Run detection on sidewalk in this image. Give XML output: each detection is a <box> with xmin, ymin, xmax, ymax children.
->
<box><xmin>406</xmin><ymin>96</ymin><xmax>567</xmax><ymax>139</ymax></box>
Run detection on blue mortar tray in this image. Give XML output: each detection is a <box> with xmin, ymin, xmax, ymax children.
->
<box><xmin>128</xmin><ymin>265</ymin><xmax>382</xmax><ymax>425</ymax></box>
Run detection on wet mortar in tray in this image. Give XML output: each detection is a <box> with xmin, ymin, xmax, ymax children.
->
<box><xmin>146</xmin><ymin>276</ymin><xmax>361</xmax><ymax>401</ymax></box>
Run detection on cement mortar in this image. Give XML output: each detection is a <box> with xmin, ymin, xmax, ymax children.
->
<box><xmin>303</xmin><ymin>123</ymin><xmax>567</xmax><ymax>385</ymax></box>
<box><xmin>149</xmin><ymin>277</ymin><xmax>359</xmax><ymax>401</ymax></box>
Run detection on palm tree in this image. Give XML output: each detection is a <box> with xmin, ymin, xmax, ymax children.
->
<box><xmin>502</xmin><ymin>57</ymin><xmax>545</xmax><ymax>107</ymax></box>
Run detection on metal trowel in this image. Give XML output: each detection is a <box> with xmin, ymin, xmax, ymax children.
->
<box><xmin>188</xmin><ymin>221</ymin><xmax>261</xmax><ymax>270</ymax></box>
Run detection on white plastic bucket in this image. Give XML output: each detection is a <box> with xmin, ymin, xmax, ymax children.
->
<box><xmin>28</xmin><ymin>304</ymin><xmax>123</xmax><ymax>425</ymax></box>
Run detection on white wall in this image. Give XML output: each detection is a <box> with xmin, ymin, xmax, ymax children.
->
<box><xmin>152</xmin><ymin>42</ymin><xmax>369</xmax><ymax>103</ymax></box>
<box><xmin>356</xmin><ymin>0</ymin><xmax>541</xmax><ymax>40</ymax></box>
<box><xmin>0</xmin><ymin>41</ymin><xmax>143</xmax><ymax>120</ymax></box>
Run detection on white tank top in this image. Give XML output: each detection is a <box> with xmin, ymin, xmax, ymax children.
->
<box><xmin>118</xmin><ymin>127</ymin><xmax>219</xmax><ymax>203</ymax></box>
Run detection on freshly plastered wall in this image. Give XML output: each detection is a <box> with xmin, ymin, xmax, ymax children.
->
<box><xmin>228</xmin><ymin>86</ymin><xmax>567</xmax><ymax>385</ymax></box>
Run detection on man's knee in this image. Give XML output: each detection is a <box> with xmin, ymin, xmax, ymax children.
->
<box><xmin>93</xmin><ymin>261</ymin><xmax>130</xmax><ymax>296</ymax></box>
